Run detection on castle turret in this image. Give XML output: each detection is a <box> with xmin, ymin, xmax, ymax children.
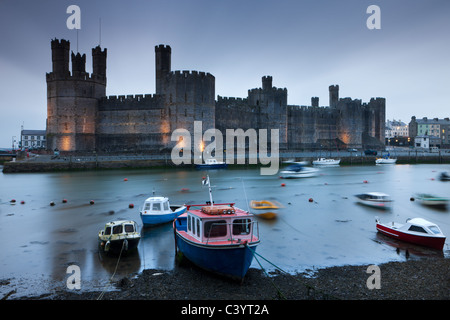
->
<box><xmin>311</xmin><ymin>97</ymin><xmax>319</xmax><ymax>107</ymax></box>
<box><xmin>92</xmin><ymin>46</ymin><xmax>107</xmax><ymax>78</ymax></box>
<box><xmin>155</xmin><ymin>44</ymin><xmax>171</xmax><ymax>94</ymax></box>
<box><xmin>262</xmin><ymin>76</ymin><xmax>273</xmax><ymax>91</ymax></box>
<box><xmin>329</xmin><ymin>85</ymin><xmax>339</xmax><ymax>108</ymax></box>
<box><xmin>51</xmin><ymin>39</ymin><xmax>70</xmax><ymax>78</ymax></box>
<box><xmin>71</xmin><ymin>52</ymin><xmax>86</xmax><ymax>75</ymax></box>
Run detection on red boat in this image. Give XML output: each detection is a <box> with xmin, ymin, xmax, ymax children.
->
<box><xmin>376</xmin><ymin>217</ymin><xmax>446</xmax><ymax>250</ymax></box>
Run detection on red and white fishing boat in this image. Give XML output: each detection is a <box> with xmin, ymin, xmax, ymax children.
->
<box><xmin>376</xmin><ymin>217</ymin><xmax>446</xmax><ymax>250</ymax></box>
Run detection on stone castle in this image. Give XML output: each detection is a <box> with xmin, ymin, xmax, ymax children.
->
<box><xmin>46</xmin><ymin>39</ymin><xmax>385</xmax><ymax>153</ymax></box>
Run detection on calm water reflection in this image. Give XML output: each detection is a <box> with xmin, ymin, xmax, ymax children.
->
<box><xmin>0</xmin><ymin>163</ymin><xmax>449</xmax><ymax>296</ymax></box>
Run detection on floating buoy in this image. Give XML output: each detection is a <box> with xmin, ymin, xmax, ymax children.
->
<box><xmin>281</xmin><ymin>183</ymin><xmax>286</xmax><ymax>187</ymax></box>
<box><xmin>124</xmin><ymin>178</ymin><xmax>128</xmax><ymax>181</ymax></box>
<box><xmin>10</xmin><ymin>199</ymin><xmax>16</xmax><ymax>204</ymax></box>
<box><xmin>129</xmin><ymin>203</ymin><xmax>134</xmax><ymax>208</ymax></box>
<box><xmin>20</xmin><ymin>201</ymin><xmax>25</xmax><ymax>204</ymax></box>
<box><xmin>363</xmin><ymin>180</ymin><xmax>368</xmax><ymax>183</ymax></box>
<box><xmin>410</xmin><ymin>197</ymin><xmax>415</xmax><ymax>201</ymax></box>
<box><xmin>324</xmin><ymin>182</ymin><xmax>328</xmax><ymax>185</ymax></box>
<box><xmin>62</xmin><ymin>199</ymin><xmax>67</xmax><ymax>203</ymax></box>
<box><xmin>308</xmin><ymin>198</ymin><xmax>314</xmax><ymax>202</ymax></box>
<box><xmin>50</xmin><ymin>201</ymin><xmax>55</xmax><ymax>206</ymax></box>
<box><xmin>90</xmin><ymin>200</ymin><xmax>95</xmax><ymax>205</ymax></box>
<box><xmin>180</xmin><ymin>188</ymin><xmax>189</xmax><ymax>192</ymax></box>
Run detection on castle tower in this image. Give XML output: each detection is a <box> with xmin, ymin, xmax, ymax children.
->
<box><xmin>51</xmin><ymin>39</ymin><xmax>70</xmax><ymax>78</ymax></box>
<box><xmin>71</xmin><ymin>52</ymin><xmax>86</xmax><ymax>75</ymax></box>
<box><xmin>329</xmin><ymin>85</ymin><xmax>339</xmax><ymax>108</ymax></box>
<box><xmin>262</xmin><ymin>76</ymin><xmax>273</xmax><ymax>91</ymax></box>
<box><xmin>46</xmin><ymin>39</ymin><xmax>107</xmax><ymax>152</ymax></box>
<box><xmin>92</xmin><ymin>46</ymin><xmax>107</xmax><ymax>77</ymax></box>
<box><xmin>155</xmin><ymin>44</ymin><xmax>171</xmax><ymax>94</ymax></box>
<box><xmin>311</xmin><ymin>97</ymin><xmax>319</xmax><ymax>107</ymax></box>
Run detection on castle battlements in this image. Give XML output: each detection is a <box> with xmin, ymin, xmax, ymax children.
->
<box><xmin>169</xmin><ymin>70</ymin><xmax>215</xmax><ymax>80</ymax></box>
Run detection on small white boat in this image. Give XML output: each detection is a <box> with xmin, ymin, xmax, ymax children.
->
<box><xmin>376</xmin><ymin>217</ymin><xmax>446</xmax><ymax>250</ymax></box>
<box><xmin>375</xmin><ymin>157</ymin><xmax>397</xmax><ymax>164</ymax></box>
<box><xmin>280</xmin><ymin>163</ymin><xmax>319</xmax><ymax>178</ymax></box>
<box><xmin>140</xmin><ymin>196</ymin><xmax>187</xmax><ymax>226</ymax></box>
<box><xmin>439</xmin><ymin>172</ymin><xmax>450</xmax><ymax>181</ymax></box>
<box><xmin>413</xmin><ymin>193</ymin><xmax>449</xmax><ymax>209</ymax></box>
<box><xmin>98</xmin><ymin>220</ymin><xmax>141</xmax><ymax>254</ymax></box>
<box><xmin>355</xmin><ymin>192</ymin><xmax>392</xmax><ymax>209</ymax></box>
<box><xmin>312</xmin><ymin>158</ymin><xmax>340</xmax><ymax>166</ymax></box>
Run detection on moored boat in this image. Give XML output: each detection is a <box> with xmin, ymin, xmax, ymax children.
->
<box><xmin>279</xmin><ymin>163</ymin><xmax>319</xmax><ymax>178</ymax></box>
<box><xmin>375</xmin><ymin>157</ymin><xmax>397</xmax><ymax>164</ymax></box>
<box><xmin>413</xmin><ymin>193</ymin><xmax>449</xmax><ymax>209</ymax></box>
<box><xmin>355</xmin><ymin>192</ymin><xmax>392</xmax><ymax>209</ymax></box>
<box><xmin>195</xmin><ymin>158</ymin><xmax>227</xmax><ymax>169</ymax></box>
<box><xmin>312</xmin><ymin>158</ymin><xmax>340</xmax><ymax>166</ymax></box>
<box><xmin>250</xmin><ymin>200</ymin><xmax>280</xmax><ymax>210</ymax></box>
<box><xmin>376</xmin><ymin>217</ymin><xmax>446</xmax><ymax>250</ymax></box>
<box><xmin>98</xmin><ymin>220</ymin><xmax>141</xmax><ymax>254</ymax></box>
<box><xmin>439</xmin><ymin>171</ymin><xmax>450</xmax><ymax>181</ymax></box>
<box><xmin>140</xmin><ymin>195</ymin><xmax>186</xmax><ymax>226</ymax></box>
<box><xmin>173</xmin><ymin>175</ymin><xmax>260</xmax><ymax>281</ymax></box>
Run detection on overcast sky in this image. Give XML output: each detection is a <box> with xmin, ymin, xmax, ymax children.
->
<box><xmin>0</xmin><ymin>0</ymin><xmax>449</xmax><ymax>148</ymax></box>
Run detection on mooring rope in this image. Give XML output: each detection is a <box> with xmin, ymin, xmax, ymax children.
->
<box><xmin>97</xmin><ymin>240</ymin><xmax>126</xmax><ymax>300</ymax></box>
<box><xmin>246</xmin><ymin>245</ymin><xmax>337</xmax><ymax>300</ymax></box>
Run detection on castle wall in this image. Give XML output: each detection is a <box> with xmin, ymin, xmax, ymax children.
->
<box><xmin>46</xmin><ymin>39</ymin><xmax>385</xmax><ymax>154</ymax></box>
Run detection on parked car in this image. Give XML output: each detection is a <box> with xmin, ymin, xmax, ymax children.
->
<box><xmin>364</xmin><ymin>149</ymin><xmax>377</xmax><ymax>156</ymax></box>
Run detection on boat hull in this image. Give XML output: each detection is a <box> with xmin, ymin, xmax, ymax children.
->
<box><xmin>141</xmin><ymin>206</ymin><xmax>187</xmax><ymax>226</ymax></box>
<box><xmin>195</xmin><ymin>163</ymin><xmax>227</xmax><ymax>169</ymax></box>
<box><xmin>312</xmin><ymin>159</ymin><xmax>340</xmax><ymax>166</ymax></box>
<box><xmin>376</xmin><ymin>158</ymin><xmax>397</xmax><ymax>164</ymax></box>
<box><xmin>175</xmin><ymin>231</ymin><xmax>258</xmax><ymax>281</ymax></box>
<box><xmin>280</xmin><ymin>169</ymin><xmax>318</xmax><ymax>178</ymax></box>
<box><xmin>98</xmin><ymin>237</ymin><xmax>140</xmax><ymax>254</ymax></box>
<box><xmin>376</xmin><ymin>223</ymin><xmax>445</xmax><ymax>250</ymax></box>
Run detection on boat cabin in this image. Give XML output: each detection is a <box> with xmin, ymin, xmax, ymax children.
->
<box><xmin>99</xmin><ymin>220</ymin><xmax>139</xmax><ymax>239</ymax></box>
<box><xmin>403</xmin><ymin>218</ymin><xmax>444</xmax><ymax>235</ymax></box>
<box><xmin>141</xmin><ymin>196</ymin><xmax>172</xmax><ymax>214</ymax></box>
<box><xmin>180</xmin><ymin>204</ymin><xmax>259</xmax><ymax>244</ymax></box>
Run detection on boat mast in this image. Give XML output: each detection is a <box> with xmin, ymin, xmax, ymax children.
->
<box><xmin>203</xmin><ymin>175</ymin><xmax>214</xmax><ymax>206</ymax></box>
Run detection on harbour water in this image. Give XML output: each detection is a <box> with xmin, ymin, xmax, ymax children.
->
<box><xmin>1</xmin><ymin>163</ymin><xmax>449</xmax><ymax>297</ymax></box>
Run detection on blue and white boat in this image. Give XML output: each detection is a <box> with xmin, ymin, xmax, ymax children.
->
<box><xmin>195</xmin><ymin>158</ymin><xmax>227</xmax><ymax>169</ymax></box>
<box><xmin>173</xmin><ymin>176</ymin><xmax>260</xmax><ymax>281</ymax></box>
<box><xmin>140</xmin><ymin>195</ymin><xmax>186</xmax><ymax>226</ymax></box>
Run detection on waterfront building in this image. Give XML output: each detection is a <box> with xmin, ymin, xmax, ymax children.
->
<box><xmin>21</xmin><ymin>129</ymin><xmax>46</xmax><ymax>149</ymax></box>
<box><xmin>385</xmin><ymin>120</ymin><xmax>408</xmax><ymax>138</ymax></box>
<box><xmin>409</xmin><ymin>116</ymin><xmax>450</xmax><ymax>149</ymax></box>
<box><xmin>46</xmin><ymin>39</ymin><xmax>386</xmax><ymax>153</ymax></box>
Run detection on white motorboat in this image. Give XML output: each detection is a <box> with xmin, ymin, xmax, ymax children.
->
<box><xmin>355</xmin><ymin>192</ymin><xmax>392</xmax><ymax>209</ymax></box>
<box><xmin>312</xmin><ymin>158</ymin><xmax>340</xmax><ymax>166</ymax></box>
<box><xmin>413</xmin><ymin>193</ymin><xmax>449</xmax><ymax>209</ymax></box>
<box><xmin>375</xmin><ymin>157</ymin><xmax>397</xmax><ymax>164</ymax></box>
<box><xmin>140</xmin><ymin>196</ymin><xmax>187</xmax><ymax>226</ymax></box>
<box><xmin>376</xmin><ymin>217</ymin><xmax>446</xmax><ymax>250</ymax></box>
<box><xmin>280</xmin><ymin>163</ymin><xmax>319</xmax><ymax>178</ymax></box>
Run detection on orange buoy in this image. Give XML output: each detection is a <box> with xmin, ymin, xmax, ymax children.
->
<box><xmin>62</xmin><ymin>199</ymin><xmax>67</xmax><ymax>203</ymax></box>
<box><xmin>363</xmin><ymin>180</ymin><xmax>368</xmax><ymax>183</ymax></box>
<box><xmin>309</xmin><ymin>198</ymin><xmax>313</xmax><ymax>202</ymax></box>
<box><xmin>20</xmin><ymin>201</ymin><xmax>25</xmax><ymax>204</ymax></box>
<box><xmin>129</xmin><ymin>203</ymin><xmax>134</xmax><ymax>208</ymax></box>
<box><xmin>124</xmin><ymin>178</ymin><xmax>128</xmax><ymax>181</ymax></box>
<box><xmin>10</xmin><ymin>199</ymin><xmax>16</xmax><ymax>204</ymax></box>
<box><xmin>281</xmin><ymin>183</ymin><xmax>286</xmax><ymax>187</ymax></box>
